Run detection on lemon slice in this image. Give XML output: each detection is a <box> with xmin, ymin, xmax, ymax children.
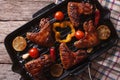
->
<box><xmin>97</xmin><ymin>25</ymin><xmax>111</xmax><ymax>40</ymax></box>
<box><xmin>50</xmin><ymin>64</ymin><xmax>63</xmax><ymax>77</ymax></box>
<box><xmin>12</xmin><ymin>36</ymin><xmax>27</xmax><ymax>51</ymax></box>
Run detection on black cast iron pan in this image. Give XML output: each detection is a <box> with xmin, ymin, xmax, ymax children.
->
<box><xmin>4</xmin><ymin>0</ymin><xmax>118</xmax><ymax>80</ymax></box>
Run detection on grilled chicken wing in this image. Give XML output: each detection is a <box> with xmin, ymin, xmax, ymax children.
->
<box><xmin>26</xmin><ymin>18</ymin><xmax>54</xmax><ymax>47</ymax></box>
<box><xmin>25</xmin><ymin>54</ymin><xmax>52</xmax><ymax>80</ymax></box>
<box><xmin>68</xmin><ymin>2</ymin><xmax>93</xmax><ymax>27</ymax></box>
<box><xmin>74</xmin><ymin>20</ymin><xmax>99</xmax><ymax>48</ymax></box>
<box><xmin>59</xmin><ymin>43</ymin><xmax>87</xmax><ymax>69</ymax></box>
<box><xmin>39</xmin><ymin>18</ymin><xmax>50</xmax><ymax>29</ymax></box>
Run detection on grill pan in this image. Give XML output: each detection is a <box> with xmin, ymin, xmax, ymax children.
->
<box><xmin>4</xmin><ymin>0</ymin><xmax>118</xmax><ymax>80</ymax></box>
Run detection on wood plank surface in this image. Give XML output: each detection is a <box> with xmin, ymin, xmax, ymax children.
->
<box><xmin>0</xmin><ymin>0</ymin><xmax>53</xmax><ymax>20</ymax></box>
<box><xmin>0</xmin><ymin>0</ymin><xmax>54</xmax><ymax>79</ymax></box>
<box><xmin>0</xmin><ymin>64</ymin><xmax>20</xmax><ymax>80</ymax></box>
<box><xmin>0</xmin><ymin>21</ymin><xmax>27</xmax><ymax>42</ymax></box>
<box><xmin>0</xmin><ymin>0</ymin><xmax>54</xmax><ymax>63</ymax></box>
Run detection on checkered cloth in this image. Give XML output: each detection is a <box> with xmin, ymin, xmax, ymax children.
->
<box><xmin>81</xmin><ymin>0</ymin><xmax>120</xmax><ymax>80</ymax></box>
<box><xmin>77</xmin><ymin>44</ymin><xmax>120</xmax><ymax>80</ymax></box>
<box><xmin>80</xmin><ymin>1</ymin><xmax>120</xmax><ymax>80</ymax></box>
<box><xmin>54</xmin><ymin>0</ymin><xmax>120</xmax><ymax>80</ymax></box>
<box><xmin>98</xmin><ymin>0</ymin><xmax>120</xmax><ymax>38</ymax></box>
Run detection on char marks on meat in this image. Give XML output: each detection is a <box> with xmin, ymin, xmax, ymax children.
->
<box><xmin>26</xmin><ymin>18</ymin><xmax>54</xmax><ymax>47</ymax></box>
<box><xmin>59</xmin><ymin>43</ymin><xmax>87</xmax><ymax>69</ymax></box>
<box><xmin>74</xmin><ymin>20</ymin><xmax>100</xmax><ymax>48</ymax></box>
<box><xmin>68</xmin><ymin>2</ymin><xmax>93</xmax><ymax>27</ymax></box>
<box><xmin>25</xmin><ymin>54</ymin><xmax>52</xmax><ymax>80</ymax></box>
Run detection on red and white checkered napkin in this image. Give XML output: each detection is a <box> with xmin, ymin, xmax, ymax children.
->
<box><xmin>51</xmin><ymin>0</ymin><xmax>120</xmax><ymax>80</ymax></box>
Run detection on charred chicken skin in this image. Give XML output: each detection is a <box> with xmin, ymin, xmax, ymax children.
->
<box><xmin>26</xmin><ymin>18</ymin><xmax>54</xmax><ymax>47</ymax></box>
<box><xmin>39</xmin><ymin>18</ymin><xmax>50</xmax><ymax>29</ymax></box>
<box><xmin>68</xmin><ymin>2</ymin><xmax>93</xmax><ymax>27</ymax></box>
<box><xmin>59</xmin><ymin>43</ymin><xmax>87</xmax><ymax>69</ymax></box>
<box><xmin>74</xmin><ymin>20</ymin><xmax>99</xmax><ymax>48</ymax></box>
<box><xmin>25</xmin><ymin>54</ymin><xmax>52</xmax><ymax>80</ymax></box>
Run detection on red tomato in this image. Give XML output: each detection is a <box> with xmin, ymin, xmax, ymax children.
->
<box><xmin>29</xmin><ymin>48</ymin><xmax>39</xmax><ymax>58</ymax></box>
<box><xmin>54</xmin><ymin>11</ymin><xmax>64</xmax><ymax>21</ymax></box>
<box><xmin>50</xmin><ymin>47</ymin><xmax>56</xmax><ymax>62</ymax></box>
<box><xmin>75</xmin><ymin>30</ymin><xmax>85</xmax><ymax>40</ymax></box>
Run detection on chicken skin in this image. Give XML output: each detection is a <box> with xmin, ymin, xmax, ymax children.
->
<box><xmin>68</xmin><ymin>2</ymin><xmax>93</xmax><ymax>27</ymax></box>
<box><xmin>26</xmin><ymin>18</ymin><xmax>54</xmax><ymax>47</ymax></box>
<box><xmin>59</xmin><ymin>43</ymin><xmax>87</xmax><ymax>69</ymax></box>
<box><xmin>25</xmin><ymin>54</ymin><xmax>52</xmax><ymax>80</ymax></box>
<box><xmin>74</xmin><ymin>20</ymin><xmax>99</xmax><ymax>48</ymax></box>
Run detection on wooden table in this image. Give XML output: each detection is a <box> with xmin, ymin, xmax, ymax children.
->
<box><xmin>0</xmin><ymin>0</ymin><xmax>54</xmax><ymax>80</ymax></box>
<box><xmin>0</xmin><ymin>0</ymin><xmax>120</xmax><ymax>80</ymax></box>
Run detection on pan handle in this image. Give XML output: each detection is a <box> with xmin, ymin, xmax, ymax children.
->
<box><xmin>55</xmin><ymin>0</ymin><xmax>64</xmax><ymax>4</ymax></box>
<box><xmin>32</xmin><ymin>3</ymin><xmax>56</xmax><ymax>18</ymax></box>
<box><xmin>72</xmin><ymin>61</ymin><xmax>91</xmax><ymax>76</ymax></box>
<box><xmin>72</xmin><ymin>62</ymin><xmax>93</xmax><ymax>80</ymax></box>
<box><xmin>32</xmin><ymin>0</ymin><xmax>65</xmax><ymax>18</ymax></box>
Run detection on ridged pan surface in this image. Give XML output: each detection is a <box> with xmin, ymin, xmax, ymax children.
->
<box><xmin>4</xmin><ymin>0</ymin><xmax>118</xmax><ymax>80</ymax></box>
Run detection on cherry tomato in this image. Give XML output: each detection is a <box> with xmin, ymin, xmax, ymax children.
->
<box><xmin>29</xmin><ymin>48</ymin><xmax>39</xmax><ymax>58</ymax></box>
<box><xmin>54</xmin><ymin>11</ymin><xmax>64</xmax><ymax>21</ymax></box>
<box><xmin>50</xmin><ymin>47</ymin><xmax>56</xmax><ymax>62</ymax></box>
<box><xmin>75</xmin><ymin>30</ymin><xmax>85</xmax><ymax>40</ymax></box>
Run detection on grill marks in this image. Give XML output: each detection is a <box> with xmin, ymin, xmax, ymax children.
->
<box><xmin>68</xmin><ymin>2</ymin><xmax>93</xmax><ymax>27</ymax></box>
